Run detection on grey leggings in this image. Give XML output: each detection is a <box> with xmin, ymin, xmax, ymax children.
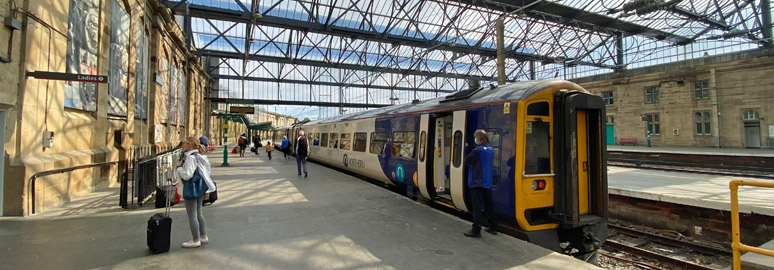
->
<box><xmin>184</xmin><ymin>196</ymin><xmax>207</xmax><ymax>240</ymax></box>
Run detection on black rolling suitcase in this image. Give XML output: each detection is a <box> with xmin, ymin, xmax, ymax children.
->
<box><xmin>154</xmin><ymin>185</ymin><xmax>177</xmax><ymax>208</ymax></box>
<box><xmin>148</xmin><ymin>179</ymin><xmax>174</xmax><ymax>254</ymax></box>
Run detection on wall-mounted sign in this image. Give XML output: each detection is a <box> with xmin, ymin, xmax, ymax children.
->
<box><xmin>229</xmin><ymin>107</ymin><xmax>254</xmax><ymax>114</ymax></box>
<box><xmin>27</xmin><ymin>71</ymin><xmax>108</xmax><ymax>84</ymax></box>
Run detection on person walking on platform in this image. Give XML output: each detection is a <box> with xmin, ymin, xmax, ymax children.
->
<box><xmin>265</xmin><ymin>141</ymin><xmax>274</xmax><ymax>160</ymax></box>
<box><xmin>252</xmin><ymin>134</ymin><xmax>260</xmax><ymax>155</ymax></box>
<box><xmin>463</xmin><ymin>129</ymin><xmax>498</xmax><ymax>238</ymax></box>
<box><xmin>176</xmin><ymin>137</ymin><xmax>217</xmax><ymax>248</ymax></box>
<box><xmin>237</xmin><ymin>134</ymin><xmax>247</xmax><ymax>157</ymax></box>
<box><xmin>281</xmin><ymin>136</ymin><xmax>290</xmax><ymax>159</ymax></box>
<box><xmin>296</xmin><ymin>130</ymin><xmax>311</xmax><ymax>177</ymax></box>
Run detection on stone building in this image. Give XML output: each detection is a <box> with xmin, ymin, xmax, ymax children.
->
<box><xmin>0</xmin><ymin>0</ymin><xmax>219</xmax><ymax>215</ymax></box>
<box><xmin>573</xmin><ymin>47</ymin><xmax>774</xmax><ymax>149</ymax></box>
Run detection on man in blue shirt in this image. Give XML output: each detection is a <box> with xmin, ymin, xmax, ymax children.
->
<box><xmin>463</xmin><ymin>129</ymin><xmax>498</xmax><ymax>238</ymax></box>
<box><xmin>281</xmin><ymin>136</ymin><xmax>290</xmax><ymax>159</ymax></box>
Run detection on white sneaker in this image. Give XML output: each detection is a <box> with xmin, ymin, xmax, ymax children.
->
<box><xmin>182</xmin><ymin>240</ymin><xmax>201</xmax><ymax>248</ymax></box>
<box><xmin>200</xmin><ymin>236</ymin><xmax>209</xmax><ymax>244</ymax></box>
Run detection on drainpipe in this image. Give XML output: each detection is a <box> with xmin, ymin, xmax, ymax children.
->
<box><xmin>710</xmin><ymin>68</ymin><xmax>720</xmax><ymax>147</ymax></box>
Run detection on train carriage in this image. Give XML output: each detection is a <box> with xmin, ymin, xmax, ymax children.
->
<box><xmin>279</xmin><ymin>79</ymin><xmax>608</xmax><ymax>260</ymax></box>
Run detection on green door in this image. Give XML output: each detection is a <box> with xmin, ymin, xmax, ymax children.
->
<box><xmin>606</xmin><ymin>125</ymin><xmax>615</xmax><ymax>146</ymax></box>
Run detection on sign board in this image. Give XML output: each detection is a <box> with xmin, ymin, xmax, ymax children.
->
<box><xmin>223</xmin><ymin>124</ymin><xmax>229</xmax><ymax>129</ymax></box>
<box><xmin>769</xmin><ymin>125</ymin><xmax>774</xmax><ymax>138</ymax></box>
<box><xmin>229</xmin><ymin>106</ymin><xmax>254</xmax><ymax>114</ymax></box>
<box><xmin>503</xmin><ymin>103</ymin><xmax>510</xmax><ymax>114</ymax></box>
<box><xmin>27</xmin><ymin>71</ymin><xmax>108</xmax><ymax>84</ymax></box>
<box><xmin>154</xmin><ymin>125</ymin><xmax>163</xmax><ymax>143</ymax></box>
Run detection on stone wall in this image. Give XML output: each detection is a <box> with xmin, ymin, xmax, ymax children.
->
<box><xmin>1</xmin><ymin>0</ymin><xmax>212</xmax><ymax>215</ymax></box>
<box><xmin>573</xmin><ymin>47</ymin><xmax>774</xmax><ymax>148</ymax></box>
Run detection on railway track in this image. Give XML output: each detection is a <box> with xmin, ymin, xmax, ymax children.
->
<box><xmin>603</xmin><ymin>223</ymin><xmax>731</xmax><ymax>270</ymax></box>
<box><xmin>608</xmin><ymin>157</ymin><xmax>774</xmax><ymax>178</ymax></box>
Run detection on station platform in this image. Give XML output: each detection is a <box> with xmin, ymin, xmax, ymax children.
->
<box><xmin>0</xmin><ymin>149</ymin><xmax>598</xmax><ymax>270</ymax></box>
<box><xmin>608</xmin><ymin>166</ymin><xmax>774</xmax><ymax>216</ymax></box>
<box><xmin>608</xmin><ymin>145</ymin><xmax>774</xmax><ymax>157</ymax></box>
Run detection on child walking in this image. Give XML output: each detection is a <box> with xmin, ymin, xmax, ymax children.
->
<box><xmin>265</xmin><ymin>141</ymin><xmax>274</xmax><ymax>160</ymax></box>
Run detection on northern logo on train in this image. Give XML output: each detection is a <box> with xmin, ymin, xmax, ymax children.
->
<box><xmin>343</xmin><ymin>154</ymin><xmax>348</xmax><ymax>167</ymax></box>
<box><xmin>395</xmin><ymin>163</ymin><xmax>405</xmax><ymax>182</ymax></box>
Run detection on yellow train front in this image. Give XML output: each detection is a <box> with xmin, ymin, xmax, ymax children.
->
<box><xmin>290</xmin><ymin>79</ymin><xmax>608</xmax><ymax>260</ymax></box>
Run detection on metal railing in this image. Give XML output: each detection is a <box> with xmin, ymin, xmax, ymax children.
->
<box><xmin>729</xmin><ymin>180</ymin><xmax>774</xmax><ymax>270</ymax></box>
<box><xmin>28</xmin><ymin>161</ymin><xmax>121</xmax><ymax>215</ymax></box>
<box><xmin>124</xmin><ymin>147</ymin><xmax>182</xmax><ymax>207</ymax></box>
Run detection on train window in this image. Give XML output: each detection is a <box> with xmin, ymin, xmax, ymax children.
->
<box><xmin>525</xmin><ymin>121</ymin><xmax>551</xmax><ymax>174</ymax></box>
<box><xmin>321</xmin><ymin>133</ymin><xmax>329</xmax><ymax>147</ymax></box>
<box><xmin>329</xmin><ymin>133</ymin><xmax>339</xmax><ymax>148</ymax></box>
<box><xmin>486</xmin><ymin>130</ymin><xmax>500</xmax><ymax>168</ymax></box>
<box><xmin>340</xmin><ymin>133</ymin><xmax>352</xmax><ymax>150</ymax></box>
<box><xmin>313</xmin><ymin>133</ymin><xmax>320</xmax><ymax>146</ymax></box>
<box><xmin>452</xmin><ymin>130</ymin><xmax>462</xmax><ymax>167</ymax></box>
<box><xmin>370</xmin><ymin>132</ymin><xmax>388</xmax><ymax>154</ymax></box>
<box><xmin>527</xmin><ymin>102</ymin><xmax>550</xmax><ymax>116</ymax></box>
<box><xmin>353</xmin><ymin>132</ymin><xmax>367</xmax><ymax>152</ymax></box>
<box><xmin>392</xmin><ymin>131</ymin><xmax>416</xmax><ymax>159</ymax></box>
<box><xmin>419</xmin><ymin>131</ymin><xmax>427</xmax><ymax>162</ymax></box>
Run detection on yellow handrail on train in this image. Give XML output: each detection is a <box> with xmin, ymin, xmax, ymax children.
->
<box><xmin>730</xmin><ymin>180</ymin><xmax>774</xmax><ymax>270</ymax></box>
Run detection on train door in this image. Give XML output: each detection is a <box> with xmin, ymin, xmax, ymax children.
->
<box><xmin>554</xmin><ymin>91</ymin><xmax>608</xmax><ymax>229</ymax></box>
<box><xmin>450</xmin><ymin>110</ymin><xmax>468</xmax><ymax>211</ymax></box>
<box><xmin>433</xmin><ymin>115</ymin><xmax>452</xmax><ymax>200</ymax></box>
<box><xmin>417</xmin><ymin>114</ymin><xmax>432</xmax><ymax>199</ymax></box>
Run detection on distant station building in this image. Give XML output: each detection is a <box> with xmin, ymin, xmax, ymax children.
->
<box><xmin>576</xmin><ymin>48</ymin><xmax>774</xmax><ymax>149</ymax></box>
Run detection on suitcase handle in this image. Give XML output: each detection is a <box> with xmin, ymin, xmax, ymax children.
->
<box><xmin>165</xmin><ymin>178</ymin><xmax>175</xmax><ymax>216</ymax></box>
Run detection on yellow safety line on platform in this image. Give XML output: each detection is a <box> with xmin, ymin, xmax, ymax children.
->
<box><xmin>730</xmin><ymin>180</ymin><xmax>774</xmax><ymax>270</ymax></box>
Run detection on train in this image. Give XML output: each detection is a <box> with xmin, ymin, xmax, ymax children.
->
<box><xmin>272</xmin><ymin>79</ymin><xmax>608</xmax><ymax>261</ymax></box>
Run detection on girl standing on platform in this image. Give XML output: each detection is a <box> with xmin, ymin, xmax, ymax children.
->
<box><xmin>265</xmin><ymin>141</ymin><xmax>274</xmax><ymax>160</ymax></box>
<box><xmin>176</xmin><ymin>137</ymin><xmax>216</xmax><ymax>248</ymax></box>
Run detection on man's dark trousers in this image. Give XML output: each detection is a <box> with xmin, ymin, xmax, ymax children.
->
<box><xmin>470</xmin><ymin>187</ymin><xmax>496</xmax><ymax>233</ymax></box>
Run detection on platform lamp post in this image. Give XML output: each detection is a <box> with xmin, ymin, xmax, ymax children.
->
<box><xmin>647</xmin><ymin>131</ymin><xmax>651</xmax><ymax>148</ymax></box>
<box><xmin>222</xmin><ymin>100</ymin><xmax>230</xmax><ymax>166</ymax></box>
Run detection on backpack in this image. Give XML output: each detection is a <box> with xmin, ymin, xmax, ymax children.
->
<box><xmin>297</xmin><ymin>137</ymin><xmax>309</xmax><ymax>156</ymax></box>
<box><xmin>238</xmin><ymin>137</ymin><xmax>246</xmax><ymax>145</ymax></box>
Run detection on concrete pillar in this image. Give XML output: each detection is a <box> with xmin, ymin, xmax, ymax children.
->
<box><xmin>710</xmin><ymin>67</ymin><xmax>720</xmax><ymax>147</ymax></box>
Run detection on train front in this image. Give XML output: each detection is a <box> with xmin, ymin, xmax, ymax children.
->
<box><xmin>513</xmin><ymin>81</ymin><xmax>608</xmax><ymax>262</ymax></box>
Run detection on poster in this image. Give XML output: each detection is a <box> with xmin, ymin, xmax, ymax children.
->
<box><xmin>134</xmin><ymin>25</ymin><xmax>148</xmax><ymax>119</ymax></box>
<box><xmin>108</xmin><ymin>0</ymin><xmax>129</xmax><ymax>116</ymax></box>
<box><xmin>154</xmin><ymin>124</ymin><xmax>163</xmax><ymax>143</ymax></box>
<box><xmin>179</xmin><ymin>71</ymin><xmax>186</xmax><ymax>126</ymax></box>
<box><xmin>159</xmin><ymin>56</ymin><xmax>168</xmax><ymax>123</ymax></box>
<box><xmin>64</xmin><ymin>0</ymin><xmax>99</xmax><ymax>111</ymax></box>
<box><xmin>169</xmin><ymin>65</ymin><xmax>178</xmax><ymax>124</ymax></box>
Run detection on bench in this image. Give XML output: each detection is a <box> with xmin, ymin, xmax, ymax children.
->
<box><xmin>619</xmin><ymin>138</ymin><xmax>638</xmax><ymax>146</ymax></box>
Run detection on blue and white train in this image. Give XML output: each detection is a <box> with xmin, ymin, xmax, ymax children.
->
<box><xmin>273</xmin><ymin>80</ymin><xmax>608</xmax><ymax>259</ymax></box>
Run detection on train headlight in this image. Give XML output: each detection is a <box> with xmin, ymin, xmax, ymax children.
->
<box><xmin>531</xmin><ymin>180</ymin><xmax>546</xmax><ymax>191</ymax></box>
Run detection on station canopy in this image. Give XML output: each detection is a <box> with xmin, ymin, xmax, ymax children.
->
<box><xmin>166</xmin><ymin>0</ymin><xmax>772</xmax><ymax>119</ymax></box>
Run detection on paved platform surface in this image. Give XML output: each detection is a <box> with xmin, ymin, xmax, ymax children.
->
<box><xmin>608</xmin><ymin>166</ymin><xmax>774</xmax><ymax>216</ymax></box>
<box><xmin>608</xmin><ymin>145</ymin><xmax>774</xmax><ymax>157</ymax></box>
<box><xmin>0</xmin><ymin>150</ymin><xmax>598</xmax><ymax>270</ymax></box>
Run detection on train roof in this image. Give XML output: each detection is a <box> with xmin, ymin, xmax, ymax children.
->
<box><xmin>303</xmin><ymin>79</ymin><xmax>586</xmax><ymax>125</ymax></box>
